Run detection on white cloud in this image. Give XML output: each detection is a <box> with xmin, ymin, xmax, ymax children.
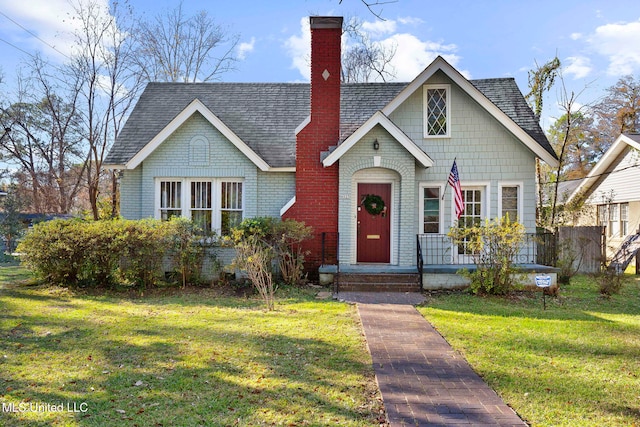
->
<box><xmin>397</xmin><ymin>16</ymin><xmax>424</xmax><ymax>26</ymax></box>
<box><xmin>563</xmin><ymin>56</ymin><xmax>592</xmax><ymax>79</ymax></box>
<box><xmin>0</xmin><ymin>0</ymin><xmax>114</xmax><ymax>62</ymax></box>
<box><xmin>283</xmin><ymin>17</ymin><xmax>311</xmax><ymax>81</ymax></box>
<box><xmin>570</xmin><ymin>32</ymin><xmax>582</xmax><ymax>40</ymax></box>
<box><xmin>361</xmin><ymin>19</ymin><xmax>396</xmax><ymax>37</ymax></box>
<box><xmin>238</xmin><ymin>37</ymin><xmax>255</xmax><ymax>60</ymax></box>
<box><xmin>283</xmin><ymin>17</ymin><xmax>461</xmax><ymax>83</ymax></box>
<box><xmin>588</xmin><ymin>19</ymin><xmax>640</xmax><ymax>76</ymax></box>
<box><xmin>382</xmin><ymin>34</ymin><xmax>460</xmax><ymax>82</ymax></box>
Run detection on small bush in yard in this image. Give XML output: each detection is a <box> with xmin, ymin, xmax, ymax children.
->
<box><xmin>230</xmin><ymin>218</ymin><xmax>276</xmax><ymax>310</ymax></box>
<box><xmin>596</xmin><ymin>268</ymin><xmax>625</xmax><ymax>297</ymax></box>
<box><xmin>448</xmin><ymin>215</ymin><xmax>526</xmax><ymax>295</ymax></box>
<box><xmin>272</xmin><ymin>219</ymin><xmax>313</xmax><ymax>286</ymax></box>
<box><xmin>229</xmin><ymin>217</ymin><xmax>313</xmax><ymax>309</ymax></box>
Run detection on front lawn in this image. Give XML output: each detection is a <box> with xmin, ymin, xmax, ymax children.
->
<box><xmin>417</xmin><ymin>275</ymin><xmax>640</xmax><ymax>427</ymax></box>
<box><xmin>0</xmin><ymin>283</ymin><xmax>383</xmax><ymax>426</ymax></box>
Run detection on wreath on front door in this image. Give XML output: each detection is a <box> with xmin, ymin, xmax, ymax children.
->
<box><xmin>361</xmin><ymin>194</ymin><xmax>386</xmax><ymax>216</ymax></box>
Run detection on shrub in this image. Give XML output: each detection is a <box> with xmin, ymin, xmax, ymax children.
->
<box><xmin>448</xmin><ymin>216</ymin><xmax>526</xmax><ymax>295</ymax></box>
<box><xmin>118</xmin><ymin>219</ymin><xmax>170</xmax><ymax>289</ymax></box>
<box><xmin>18</xmin><ymin>219</ymin><xmax>87</xmax><ymax>285</ymax></box>
<box><xmin>595</xmin><ymin>267</ymin><xmax>626</xmax><ymax>297</ymax></box>
<box><xmin>18</xmin><ymin>218</ymin><xmax>173</xmax><ymax>288</ymax></box>
<box><xmin>165</xmin><ymin>217</ymin><xmax>217</xmax><ymax>287</ymax></box>
<box><xmin>271</xmin><ymin>219</ymin><xmax>313</xmax><ymax>286</ymax></box>
<box><xmin>230</xmin><ymin>218</ymin><xmax>276</xmax><ymax>310</ymax></box>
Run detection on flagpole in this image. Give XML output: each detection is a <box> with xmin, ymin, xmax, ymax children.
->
<box><xmin>442</xmin><ymin>157</ymin><xmax>457</xmax><ymax>201</ymax></box>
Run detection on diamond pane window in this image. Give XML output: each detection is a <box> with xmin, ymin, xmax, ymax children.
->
<box><xmin>425</xmin><ymin>86</ymin><xmax>449</xmax><ymax>136</ymax></box>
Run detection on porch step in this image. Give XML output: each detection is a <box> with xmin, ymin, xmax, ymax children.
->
<box><xmin>336</xmin><ymin>272</ymin><xmax>421</xmax><ymax>292</ymax></box>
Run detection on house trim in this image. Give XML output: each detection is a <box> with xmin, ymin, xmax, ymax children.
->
<box><xmin>322</xmin><ymin>111</ymin><xmax>434</xmax><ymax>168</ymax></box>
<box><xmin>125</xmin><ymin>99</ymin><xmax>271</xmax><ymax>172</ymax></box>
<box><xmin>280</xmin><ymin>196</ymin><xmax>296</xmax><ymax>216</ymax></box>
<box><xmin>497</xmin><ymin>181</ymin><xmax>524</xmax><ymax>222</ymax></box>
<box><xmin>423</xmin><ymin>84</ymin><xmax>451</xmax><ymax>139</ymax></box>
<box><xmin>418</xmin><ymin>182</ymin><xmax>446</xmax><ymax>234</ymax></box>
<box><xmin>381</xmin><ymin>56</ymin><xmax>559</xmax><ymax>167</ymax></box>
<box><xmin>566</xmin><ymin>133</ymin><xmax>640</xmax><ymax>204</ymax></box>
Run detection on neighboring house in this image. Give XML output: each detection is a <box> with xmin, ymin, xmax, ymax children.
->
<box><xmin>565</xmin><ymin>133</ymin><xmax>640</xmax><ymax>257</ymax></box>
<box><xmin>104</xmin><ymin>16</ymin><xmax>559</xmax><ymax>286</ymax></box>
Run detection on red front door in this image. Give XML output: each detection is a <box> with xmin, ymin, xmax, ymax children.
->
<box><xmin>357</xmin><ymin>183</ymin><xmax>391</xmax><ymax>263</ymax></box>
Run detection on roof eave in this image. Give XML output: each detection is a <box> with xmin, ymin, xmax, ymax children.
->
<box><xmin>124</xmin><ymin>98</ymin><xmax>271</xmax><ymax>172</ymax></box>
<box><xmin>322</xmin><ymin>111</ymin><xmax>433</xmax><ymax>168</ymax></box>
<box><xmin>382</xmin><ymin>56</ymin><xmax>558</xmax><ymax>167</ymax></box>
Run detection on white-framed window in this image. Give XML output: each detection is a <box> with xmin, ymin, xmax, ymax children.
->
<box><xmin>190</xmin><ymin>181</ymin><xmax>212</xmax><ymax>233</ymax></box>
<box><xmin>424</xmin><ymin>84</ymin><xmax>450</xmax><ymax>138</ymax></box>
<box><xmin>621</xmin><ymin>203</ymin><xmax>629</xmax><ymax>236</ymax></box>
<box><xmin>156</xmin><ymin>178</ymin><xmax>243</xmax><ymax>235</ymax></box>
<box><xmin>419</xmin><ymin>184</ymin><xmax>444</xmax><ymax>234</ymax></box>
<box><xmin>221</xmin><ymin>181</ymin><xmax>243</xmax><ymax>235</ymax></box>
<box><xmin>597</xmin><ymin>204</ymin><xmax>607</xmax><ymax>228</ymax></box>
<box><xmin>498</xmin><ymin>183</ymin><xmax>522</xmax><ymax>222</ymax></box>
<box><xmin>609</xmin><ymin>203</ymin><xmax>620</xmax><ymax>238</ymax></box>
<box><xmin>160</xmin><ymin>181</ymin><xmax>182</xmax><ymax>221</ymax></box>
<box><xmin>457</xmin><ymin>186</ymin><xmax>486</xmax><ymax>255</ymax></box>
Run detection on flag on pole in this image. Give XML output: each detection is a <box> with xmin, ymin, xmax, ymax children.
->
<box><xmin>448</xmin><ymin>160</ymin><xmax>464</xmax><ymax>220</ymax></box>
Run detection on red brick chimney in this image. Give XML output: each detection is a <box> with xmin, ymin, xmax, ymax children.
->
<box><xmin>284</xmin><ymin>16</ymin><xmax>342</xmax><ymax>270</ymax></box>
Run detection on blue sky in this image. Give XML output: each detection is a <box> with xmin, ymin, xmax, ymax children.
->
<box><xmin>1</xmin><ymin>0</ymin><xmax>640</xmax><ymax>129</ymax></box>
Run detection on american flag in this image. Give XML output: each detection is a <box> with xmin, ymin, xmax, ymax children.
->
<box><xmin>448</xmin><ymin>160</ymin><xmax>464</xmax><ymax>220</ymax></box>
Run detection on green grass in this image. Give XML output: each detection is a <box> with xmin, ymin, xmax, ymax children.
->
<box><xmin>417</xmin><ymin>275</ymin><xmax>640</xmax><ymax>427</ymax></box>
<box><xmin>0</xmin><ymin>280</ymin><xmax>382</xmax><ymax>426</ymax></box>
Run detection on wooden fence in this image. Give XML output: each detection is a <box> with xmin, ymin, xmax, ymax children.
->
<box><xmin>558</xmin><ymin>226</ymin><xmax>605</xmax><ymax>274</ymax></box>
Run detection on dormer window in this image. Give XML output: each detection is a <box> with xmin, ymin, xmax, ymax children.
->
<box><xmin>424</xmin><ymin>84</ymin><xmax>450</xmax><ymax>138</ymax></box>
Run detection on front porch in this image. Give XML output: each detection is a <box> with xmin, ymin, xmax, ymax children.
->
<box><xmin>318</xmin><ymin>231</ymin><xmax>559</xmax><ymax>292</ymax></box>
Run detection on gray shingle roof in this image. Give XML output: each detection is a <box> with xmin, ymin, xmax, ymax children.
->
<box><xmin>105</xmin><ymin>78</ymin><xmax>555</xmax><ymax>168</ymax></box>
<box><xmin>470</xmin><ymin>78</ymin><xmax>556</xmax><ymax>160</ymax></box>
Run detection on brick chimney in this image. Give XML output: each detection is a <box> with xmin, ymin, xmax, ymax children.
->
<box><xmin>284</xmin><ymin>16</ymin><xmax>342</xmax><ymax>271</ymax></box>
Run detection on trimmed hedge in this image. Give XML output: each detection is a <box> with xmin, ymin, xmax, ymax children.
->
<box><xmin>17</xmin><ymin>218</ymin><xmax>211</xmax><ymax>288</ymax></box>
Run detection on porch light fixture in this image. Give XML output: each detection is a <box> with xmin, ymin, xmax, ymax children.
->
<box><xmin>373</xmin><ymin>139</ymin><xmax>379</xmax><ymax>150</ymax></box>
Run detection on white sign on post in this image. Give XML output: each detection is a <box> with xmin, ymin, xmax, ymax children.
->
<box><xmin>535</xmin><ymin>275</ymin><xmax>551</xmax><ymax>288</ymax></box>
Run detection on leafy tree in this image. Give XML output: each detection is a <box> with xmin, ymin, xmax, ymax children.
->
<box><xmin>589</xmin><ymin>75</ymin><xmax>640</xmax><ymax>157</ymax></box>
<box><xmin>0</xmin><ymin>184</ymin><xmax>26</xmax><ymax>254</ymax></box>
<box><xmin>547</xmin><ymin>110</ymin><xmax>597</xmax><ymax>180</ymax></box>
<box><xmin>526</xmin><ymin>56</ymin><xmax>561</xmax><ymax>121</ymax></box>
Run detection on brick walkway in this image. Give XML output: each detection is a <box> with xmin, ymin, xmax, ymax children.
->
<box><xmin>350</xmin><ymin>295</ymin><xmax>527</xmax><ymax>427</ymax></box>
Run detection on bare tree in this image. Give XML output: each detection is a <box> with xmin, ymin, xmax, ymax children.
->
<box><xmin>547</xmin><ymin>78</ymin><xmax>589</xmax><ymax>228</ymax></box>
<box><xmin>339</xmin><ymin>0</ymin><xmax>399</xmax><ymax>20</ymax></box>
<box><xmin>134</xmin><ymin>2</ymin><xmax>239</xmax><ymax>82</ymax></box>
<box><xmin>67</xmin><ymin>0</ymin><xmax>144</xmax><ymax>219</ymax></box>
<box><xmin>0</xmin><ymin>62</ymin><xmax>85</xmax><ymax>214</ymax></box>
<box><xmin>341</xmin><ymin>17</ymin><xmax>396</xmax><ymax>82</ymax></box>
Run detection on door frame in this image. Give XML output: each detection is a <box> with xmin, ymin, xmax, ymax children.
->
<box><xmin>353</xmin><ymin>178</ymin><xmax>396</xmax><ymax>264</ymax></box>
